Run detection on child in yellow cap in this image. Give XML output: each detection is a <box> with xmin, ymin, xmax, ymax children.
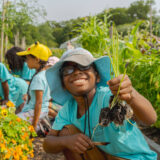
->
<box><xmin>17</xmin><ymin>42</ymin><xmax>52</xmax><ymax>131</ymax></box>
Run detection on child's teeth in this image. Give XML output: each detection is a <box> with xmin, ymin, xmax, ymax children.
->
<box><xmin>74</xmin><ymin>79</ymin><xmax>85</xmax><ymax>83</ymax></box>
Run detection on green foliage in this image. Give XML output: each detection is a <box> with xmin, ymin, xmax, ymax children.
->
<box><xmin>127</xmin><ymin>0</ymin><xmax>153</xmax><ymax>20</ymax></box>
<box><xmin>37</xmin><ymin>22</ymin><xmax>58</xmax><ymax>47</ymax></box>
<box><xmin>97</xmin><ymin>0</ymin><xmax>155</xmax><ymax>26</ymax></box>
<box><xmin>127</xmin><ymin>55</ymin><xmax>160</xmax><ymax>128</ymax></box>
<box><xmin>78</xmin><ymin>16</ymin><xmax>111</xmax><ymax>57</ymax></box>
<box><xmin>51</xmin><ymin>48</ymin><xmax>64</xmax><ymax>58</ymax></box>
<box><xmin>0</xmin><ymin>101</ymin><xmax>37</xmax><ymax>159</ymax></box>
<box><xmin>117</xmin><ymin>23</ymin><xmax>134</xmax><ymax>36</ymax></box>
<box><xmin>1</xmin><ymin>0</ymin><xmax>47</xmax><ymax>46</ymax></box>
<box><xmin>108</xmin><ymin>8</ymin><xmax>132</xmax><ymax>25</ymax></box>
<box><xmin>51</xmin><ymin>17</ymin><xmax>85</xmax><ymax>46</ymax></box>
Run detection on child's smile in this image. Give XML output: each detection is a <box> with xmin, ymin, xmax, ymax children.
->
<box><xmin>62</xmin><ymin>62</ymin><xmax>99</xmax><ymax>96</ymax></box>
<box><xmin>72</xmin><ymin>78</ymin><xmax>87</xmax><ymax>85</ymax></box>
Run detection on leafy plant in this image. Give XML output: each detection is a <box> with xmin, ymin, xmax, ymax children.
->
<box><xmin>127</xmin><ymin>55</ymin><xmax>160</xmax><ymax>128</ymax></box>
<box><xmin>51</xmin><ymin>48</ymin><xmax>64</xmax><ymax>58</ymax></box>
<box><xmin>0</xmin><ymin>101</ymin><xmax>37</xmax><ymax>160</ymax></box>
<box><xmin>78</xmin><ymin>15</ymin><xmax>111</xmax><ymax>57</ymax></box>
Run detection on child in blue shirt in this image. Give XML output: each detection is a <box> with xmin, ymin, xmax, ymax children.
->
<box><xmin>0</xmin><ymin>63</ymin><xmax>28</xmax><ymax>110</ymax></box>
<box><xmin>5</xmin><ymin>47</ymin><xmax>36</xmax><ymax>83</ymax></box>
<box><xmin>17</xmin><ymin>42</ymin><xmax>52</xmax><ymax>131</ymax></box>
<box><xmin>43</xmin><ymin>48</ymin><xmax>157</xmax><ymax>160</ymax></box>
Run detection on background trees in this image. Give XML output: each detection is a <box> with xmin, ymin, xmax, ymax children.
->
<box><xmin>0</xmin><ymin>0</ymin><xmax>160</xmax><ymax>59</ymax></box>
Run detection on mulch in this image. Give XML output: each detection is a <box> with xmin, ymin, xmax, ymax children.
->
<box><xmin>31</xmin><ymin>126</ymin><xmax>160</xmax><ymax>160</ymax></box>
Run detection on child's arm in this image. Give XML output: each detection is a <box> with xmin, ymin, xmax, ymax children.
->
<box><xmin>32</xmin><ymin>90</ymin><xmax>43</xmax><ymax>130</ymax></box>
<box><xmin>43</xmin><ymin>129</ymin><xmax>94</xmax><ymax>154</ymax></box>
<box><xmin>107</xmin><ymin>74</ymin><xmax>157</xmax><ymax>125</ymax></box>
<box><xmin>1</xmin><ymin>81</ymin><xmax>9</xmax><ymax>104</ymax></box>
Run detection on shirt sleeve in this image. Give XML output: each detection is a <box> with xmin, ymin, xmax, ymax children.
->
<box><xmin>30</xmin><ymin>74</ymin><xmax>44</xmax><ymax>91</ymax></box>
<box><xmin>52</xmin><ymin>103</ymin><xmax>71</xmax><ymax>130</ymax></box>
<box><xmin>0</xmin><ymin>63</ymin><xmax>11</xmax><ymax>82</ymax></box>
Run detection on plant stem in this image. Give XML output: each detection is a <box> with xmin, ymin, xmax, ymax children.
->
<box><xmin>110</xmin><ymin>70</ymin><xmax>126</xmax><ymax>109</ymax></box>
<box><xmin>91</xmin><ymin>123</ymin><xmax>100</xmax><ymax>141</ymax></box>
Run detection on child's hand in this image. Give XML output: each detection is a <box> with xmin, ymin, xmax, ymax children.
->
<box><xmin>65</xmin><ymin>133</ymin><xmax>94</xmax><ymax>154</ymax></box>
<box><xmin>107</xmin><ymin>74</ymin><xmax>133</xmax><ymax>103</ymax></box>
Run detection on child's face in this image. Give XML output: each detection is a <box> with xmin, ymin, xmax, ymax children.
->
<box><xmin>62</xmin><ymin>62</ymin><xmax>99</xmax><ymax>96</ymax></box>
<box><xmin>26</xmin><ymin>55</ymin><xmax>38</xmax><ymax>69</ymax></box>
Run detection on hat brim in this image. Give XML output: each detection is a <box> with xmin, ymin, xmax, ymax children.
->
<box><xmin>46</xmin><ymin>56</ymin><xmax>112</xmax><ymax>105</ymax></box>
<box><xmin>16</xmin><ymin>51</ymin><xmax>30</xmax><ymax>56</ymax></box>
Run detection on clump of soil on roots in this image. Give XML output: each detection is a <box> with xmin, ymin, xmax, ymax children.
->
<box><xmin>99</xmin><ymin>95</ymin><xmax>133</xmax><ymax>126</ymax></box>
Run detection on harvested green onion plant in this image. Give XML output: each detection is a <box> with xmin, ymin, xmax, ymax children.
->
<box><xmin>99</xmin><ymin>24</ymin><xmax>133</xmax><ymax>127</ymax></box>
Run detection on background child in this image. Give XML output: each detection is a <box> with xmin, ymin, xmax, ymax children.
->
<box><xmin>44</xmin><ymin>56</ymin><xmax>61</xmax><ymax>119</ymax></box>
<box><xmin>5</xmin><ymin>46</ymin><xmax>36</xmax><ymax>84</ymax></box>
<box><xmin>45</xmin><ymin>56</ymin><xmax>59</xmax><ymax>69</ymax></box>
<box><xmin>43</xmin><ymin>48</ymin><xmax>157</xmax><ymax>160</ymax></box>
<box><xmin>0</xmin><ymin>62</ymin><xmax>28</xmax><ymax>111</ymax></box>
<box><xmin>17</xmin><ymin>42</ymin><xmax>52</xmax><ymax>131</ymax></box>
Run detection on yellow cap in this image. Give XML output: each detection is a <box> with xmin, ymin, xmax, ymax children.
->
<box><xmin>17</xmin><ymin>42</ymin><xmax>52</xmax><ymax>61</ymax></box>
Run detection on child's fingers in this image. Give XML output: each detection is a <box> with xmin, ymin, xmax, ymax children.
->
<box><xmin>119</xmin><ymin>86</ymin><xmax>133</xmax><ymax>95</ymax></box>
<box><xmin>118</xmin><ymin>93</ymin><xmax>132</xmax><ymax>102</ymax></box>
<box><xmin>109</xmin><ymin>79</ymin><xmax>131</xmax><ymax>92</ymax></box>
<box><xmin>107</xmin><ymin>74</ymin><xmax>129</xmax><ymax>86</ymax></box>
<box><xmin>81</xmin><ymin>134</ymin><xmax>94</xmax><ymax>148</ymax></box>
<box><xmin>75</xmin><ymin>142</ymin><xmax>89</xmax><ymax>153</ymax></box>
<box><xmin>110</xmin><ymin>87</ymin><xmax>132</xmax><ymax>99</ymax></box>
<box><xmin>107</xmin><ymin>77</ymin><xmax>121</xmax><ymax>86</ymax></box>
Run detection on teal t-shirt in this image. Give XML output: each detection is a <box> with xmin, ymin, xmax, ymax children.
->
<box><xmin>0</xmin><ymin>63</ymin><xmax>28</xmax><ymax>107</ymax></box>
<box><xmin>22</xmin><ymin>70</ymin><xmax>51</xmax><ymax>113</ymax></box>
<box><xmin>52</xmin><ymin>86</ymin><xmax>157</xmax><ymax>160</ymax></box>
<box><xmin>11</xmin><ymin>62</ymin><xmax>36</xmax><ymax>81</ymax></box>
<box><xmin>14</xmin><ymin>77</ymin><xmax>28</xmax><ymax>107</ymax></box>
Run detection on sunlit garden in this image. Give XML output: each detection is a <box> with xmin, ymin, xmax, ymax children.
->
<box><xmin>0</xmin><ymin>0</ymin><xmax>160</xmax><ymax>159</ymax></box>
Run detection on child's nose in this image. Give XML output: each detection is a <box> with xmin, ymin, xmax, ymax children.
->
<box><xmin>73</xmin><ymin>67</ymin><xmax>81</xmax><ymax>74</ymax></box>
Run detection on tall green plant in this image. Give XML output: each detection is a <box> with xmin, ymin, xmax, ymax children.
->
<box><xmin>78</xmin><ymin>15</ymin><xmax>111</xmax><ymax>57</ymax></box>
<box><xmin>127</xmin><ymin>54</ymin><xmax>160</xmax><ymax>128</ymax></box>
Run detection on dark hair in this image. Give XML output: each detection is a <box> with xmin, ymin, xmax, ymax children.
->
<box><xmin>5</xmin><ymin>47</ymin><xmax>26</xmax><ymax>72</ymax></box>
<box><xmin>27</xmin><ymin>54</ymin><xmax>47</xmax><ymax>104</ymax></box>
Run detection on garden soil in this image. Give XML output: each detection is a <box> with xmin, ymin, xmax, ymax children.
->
<box><xmin>30</xmin><ymin>137</ymin><xmax>65</xmax><ymax>160</ymax></box>
<box><xmin>31</xmin><ymin>126</ymin><xmax>160</xmax><ymax>160</ymax></box>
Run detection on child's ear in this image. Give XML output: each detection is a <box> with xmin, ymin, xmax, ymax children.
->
<box><xmin>95</xmin><ymin>72</ymin><xmax>100</xmax><ymax>83</ymax></box>
<box><xmin>96</xmin><ymin>75</ymin><xmax>100</xmax><ymax>83</ymax></box>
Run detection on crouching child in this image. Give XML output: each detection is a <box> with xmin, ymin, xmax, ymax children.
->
<box><xmin>43</xmin><ymin>48</ymin><xmax>157</xmax><ymax>160</ymax></box>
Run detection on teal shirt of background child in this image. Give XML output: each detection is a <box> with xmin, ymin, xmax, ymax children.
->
<box><xmin>52</xmin><ymin>86</ymin><xmax>157</xmax><ymax>160</ymax></box>
<box><xmin>22</xmin><ymin>70</ymin><xmax>51</xmax><ymax>113</ymax></box>
<box><xmin>11</xmin><ymin>62</ymin><xmax>36</xmax><ymax>81</ymax></box>
<box><xmin>0</xmin><ymin>63</ymin><xmax>28</xmax><ymax>107</ymax></box>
